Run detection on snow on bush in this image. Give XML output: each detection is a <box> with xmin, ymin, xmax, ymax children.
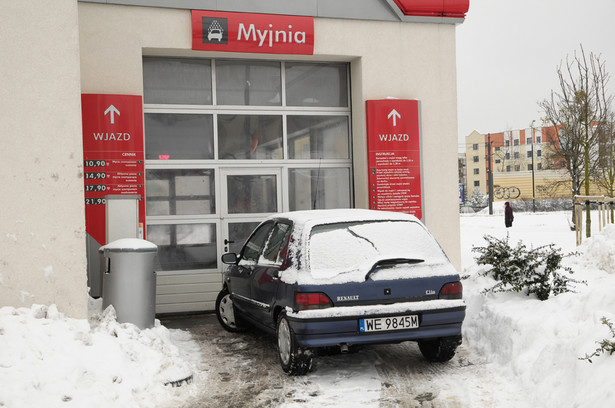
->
<box><xmin>471</xmin><ymin>234</ymin><xmax>582</xmax><ymax>300</ymax></box>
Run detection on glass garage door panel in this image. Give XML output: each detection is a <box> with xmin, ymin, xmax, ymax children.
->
<box><xmin>226</xmin><ymin>174</ymin><xmax>278</xmax><ymax>214</ymax></box>
<box><xmin>147</xmin><ymin>223</ymin><xmax>217</xmax><ymax>271</ymax></box>
<box><xmin>226</xmin><ymin>221</ymin><xmax>261</xmax><ymax>254</ymax></box>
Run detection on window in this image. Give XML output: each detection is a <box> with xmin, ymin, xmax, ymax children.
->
<box><xmin>143</xmin><ymin>57</ymin><xmax>212</xmax><ymax>105</ymax></box>
<box><xmin>495</xmin><ymin>159</ymin><xmax>501</xmax><ymax>164</ymax></box>
<box><xmin>285</xmin><ymin>62</ymin><xmax>349</xmax><ymax>107</ymax></box>
<box><xmin>506</xmin><ymin>166</ymin><xmax>511</xmax><ymax>172</ymax></box>
<box><xmin>215</xmin><ymin>60</ymin><xmax>281</xmax><ymax>106</ymax></box>
<box><xmin>474</xmin><ymin>180</ymin><xmax>480</xmax><ymax>187</ymax></box>
<box><xmin>289</xmin><ymin>168</ymin><xmax>351</xmax><ymax>210</ymax></box>
<box><xmin>473</xmin><ymin>156</ymin><xmax>479</xmax><ymax>163</ymax></box>
<box><xmin>227</xmin><ymin>175</ymin><xmax>278</xmax><ymax>214</ymax></box>
<box><xmin>495</xmin><ymin>147</ymin><xmax>500</xmax><ymax>151</ymax></box>
<box><xmin>528</xmin><ymin>164</ymin><xmax>533</xmax><ymax>170</ymax></box>
<box><xmin>472</xmin><ymin>143</ymin><xmax>479</xmax><ymax>151</ymax></box>
<box><xmin>538</xmin><ymin>163</ymin><xmax>543</xmax><ymax>170</ymax></box>
<box><xmin>144</xmin><ymin>114</ymin><xmax>213</xmax><ymax>160</ymax></box>
<box><xmin>506</xmin><ymin>153</ymin><xmax>510</xmax><ymax>160</ymax></box>
<box><xmin>527</xmin><ymin>151</ymin><xmax>532</xmax><ymax>158</ymax></box>
<box><xmin>514</xmin><ymin>152</ymin><xmax>520</xmax><ymax>159</ymax></box>
<box><xmin>505</xmin><ymin>140</ymin><xmax>510</xmax><ymax>147</ymax></box>
<box><xmin>148</xmin><ymin>223</ymin><xmax>217</xmax><ymax>271</ymax></box>
<box><xmin>473</xmin><ymin>168</ymin><xmax>480</xmax><ymax>175</ymax></box>
<box><xmin>261</xmin><ymin>223</ymin><xmax>291</xmax><ymax>265</ymax></box>
<box><xmin>537</xmin><ymin>150</ymin><xmax>542</xmax><ymax>157</ymax></box>
<box><xmin>513</xmin><ymin>139</ymin><xmax>519</xmax><ymax>146</ymax></box>
<box><xmin>287</xmin><ymin>115</ymin><xmax>350</xmax><ymax>159</ymax></box>
<box><xmin>242</xmin><ymin>222</ymin><xmax>274</xmax><ymax>262</ymax></box>
<box><xmin>146</xmin><ymin>169</ymin><xmax>215</xmax><ymax>216</ymax></box>
<box><xmin>218</xmin><ymin>114</ymin><xmax>283</xmax><ymax>160</ymax></box>
<box><xmin>514</xmin><ymin>165</ymin><xmax>520</xmax><ymax>171</ymax></box>
<box><xmin>536</xmin><ymin>136</ymin><xmax>541</xmax><ymax>144</ymax></box>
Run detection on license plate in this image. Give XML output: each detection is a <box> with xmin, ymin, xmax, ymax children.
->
<box><xmin>359</xmin><ymin>314</ymin><xmax>419</xmax><ymax>333</ymax></box>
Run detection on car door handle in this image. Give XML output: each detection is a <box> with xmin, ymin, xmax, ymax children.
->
<box><xmin>224</xmin><ymin>239</ymin><xmax>235</xmax><ymax>245</ymax></box>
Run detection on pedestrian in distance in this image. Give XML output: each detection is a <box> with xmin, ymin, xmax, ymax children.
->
<box><xmin>504</xmin><ymin>201</ymin><xmax>514</xmax><ymax>228</ymax></box>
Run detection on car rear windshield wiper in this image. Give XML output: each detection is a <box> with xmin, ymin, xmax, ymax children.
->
<box><xmin>365</xmin><ymin>258</ymin><xmax>425</xmax><ymax>281</ymax></box>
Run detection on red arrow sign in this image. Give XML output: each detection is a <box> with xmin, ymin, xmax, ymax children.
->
<box><xmin>81</xmin><ymin>94</ymin><xmax>146</xmax><ymax>245</ymax></box>
<box><xmin>366</xmin><ymin>99</ymin><xmax>423</xmax><ymax>219</ymax></box>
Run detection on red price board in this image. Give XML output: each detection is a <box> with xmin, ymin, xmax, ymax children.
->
<box><xmin>366</xmin><ymin>99</ymin><xmax>423</xmax><ymax>219</ymax></box>
<box><xmin>81</xmin><ymin>94</ymin><xmax>145</xmax><ymax>245</ymax></box>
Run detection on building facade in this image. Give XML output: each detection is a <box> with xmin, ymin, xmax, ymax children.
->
<box><xmin>463</xmin><ymin>125</ymin><xmax>608</xmax><ymax>203</ymax></box>
<box><xmin>1</xmin><ymin>0</ymin><xmax>468</xmax><ymax>317</ymax></box>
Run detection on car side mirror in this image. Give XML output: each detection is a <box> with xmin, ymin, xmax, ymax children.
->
<box><xmin>221</xmin><ymin>253</ymin><xmax>239</xmax><ymax>265</ymax></box>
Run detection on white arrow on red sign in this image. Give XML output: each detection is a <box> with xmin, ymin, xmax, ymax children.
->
<box><xmin>387</xmin><ymin>109</ymin><xmax>401</xmax><ymax>127</ymax></box>
<box><xmin>104</xmin><ymin>105</ymin><xmax>120</xmax><ymax>124</ymax></box>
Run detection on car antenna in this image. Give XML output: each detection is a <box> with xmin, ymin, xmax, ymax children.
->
<box><xmin>312</xmin><ymin>157</ymin><xmax>322</xmax><ymax>208</ymax></box>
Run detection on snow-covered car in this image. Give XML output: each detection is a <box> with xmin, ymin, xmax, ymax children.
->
<box><xmin>215</xmin><ymin>209</ymin><xmax>465</xmax><ymax>375</ymax></box>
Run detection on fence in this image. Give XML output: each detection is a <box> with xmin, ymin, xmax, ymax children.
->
<box><xmin>573</xmin><ymin>195</ymin><xmax>615</xmax><ymax>245</ymax></box>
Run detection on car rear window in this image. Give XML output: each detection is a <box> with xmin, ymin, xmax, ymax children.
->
<box><xmin>307</xmin><ymin>220</ymin><xmax>450</xmax><ymax>281</ymax></box>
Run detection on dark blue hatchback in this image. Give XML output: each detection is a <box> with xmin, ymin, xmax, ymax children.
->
<box><xmin>216</xmin><ymin>209</ymin><xmax>465</xmax><ymax>375</ymax></box>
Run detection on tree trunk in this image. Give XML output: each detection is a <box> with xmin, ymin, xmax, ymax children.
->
<box><xmin>584</xmin><ymin>141</ymin><xmax>591</xmax><ymax>238</ymax></box>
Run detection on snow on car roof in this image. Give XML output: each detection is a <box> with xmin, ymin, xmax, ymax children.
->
<box><xmin>267</xmin><ymin>208</ymin><xmax>419</xmax><ymax>227</ymax></box>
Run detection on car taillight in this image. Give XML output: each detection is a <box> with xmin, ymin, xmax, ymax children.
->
<box><xmin>439</xmin><ymin>281</ymin><xmax>463</xmax><ymax>299</ymax></box>
<box><xmin>295</xmin><ymin>292</ymin><xmax>333</xmax><ymax>310</ymax></box>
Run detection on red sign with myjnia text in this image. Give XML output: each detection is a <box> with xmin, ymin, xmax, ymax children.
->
<box><xmin>81</xmin><ymin>94</ymin><xmax>146</xmax><ymax>245</ymax></box>
<box><xmin>366</xmin><ymin>99</ymin><xmax>423</xmax><ymax>219</ymax></box>
<box><xmin>192</xmin><ymin>10</ymin><xmax>314</xmax><ymax>55</ymax></box>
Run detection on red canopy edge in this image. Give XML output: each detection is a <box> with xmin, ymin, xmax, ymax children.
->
<box><xmin>392</xmin><ymin>0</ymin><xmax>469</xmax><ymax>18</ymax></box>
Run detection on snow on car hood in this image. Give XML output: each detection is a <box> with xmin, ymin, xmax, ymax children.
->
<box><xmin>275</xmin><ymin>209</ymin><xmax>458</xmax><ymax>285</ymax></box>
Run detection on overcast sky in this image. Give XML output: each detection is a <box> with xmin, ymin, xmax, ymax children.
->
<box><xmin>455</xmin><ymin>0</ymin><xmax>615</xmax><ymax>150</ymax></box>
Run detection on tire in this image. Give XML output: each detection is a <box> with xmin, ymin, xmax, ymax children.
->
<box><xmin>418</xmin><ymin>336</ymin><xmax>461</xmax><ymax>362</ymax></box>
<box><xmin>215</xmin><ymin>287</ymin><xmax>246</xmax><ymax>332</ymax></box>
<box><xmin>276</xmin><ymin>313</ymin><xmax>313</xmax><ymax>376</ymax></box>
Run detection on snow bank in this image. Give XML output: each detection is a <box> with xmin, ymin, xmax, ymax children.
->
<box><xmin>462</xmin><ymin>215</ymin><xmax>615</xmax><ymax>408</ymax></box>
<box><xmin>0</xmin><ymin>303</ymin><xmax>200</xmax><ymax>408</ymax></box>
<box><xmin>576</xmin><ymin>224</ymin><xmax>615</xmax><ymax>274</ymax></box>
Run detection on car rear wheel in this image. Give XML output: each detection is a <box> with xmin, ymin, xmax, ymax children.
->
<box><xmin>215</xmin><ymin>287</ymin><xmax>245</xmax><ymax>332</ymax></box>
<box><xmin>418</xmin><ymin>336</ymin><xmax>461</xmax><ymax>362</ymax></box>
<box><xmin>277</xmin><ymin>313</ymin><xmax>312</xmax><ymax>376</ymax></box>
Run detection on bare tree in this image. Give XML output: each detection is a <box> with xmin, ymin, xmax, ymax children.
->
<box><xmin>539</xmin><ymin>45</ymin><xmax>613</xmax><ymax>237</ymax></box>
<box><xmin>595</xmin><ymin>113</ymin><xmax>615</xmax><ymax>221</ymax></box>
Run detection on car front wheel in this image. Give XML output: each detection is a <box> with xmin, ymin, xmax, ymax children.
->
<box><xmin>277</xmin><ymin>313</ymin><xmax>312</xmax><ymax>375</ymax></box>
<box><xmin>418</xmin><ymin>335</ymin><xmax>461</xmax><ymax>362</ymax></box>
<box><xmin>215</xmin><ymin>287</ymin><xmax>245</xmax><ymax>332</ymax></box>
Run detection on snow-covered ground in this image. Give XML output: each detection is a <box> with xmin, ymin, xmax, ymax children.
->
<box><xmin>461</xmin><ymin>209</ymin><xmax>615</xmax><ymax>408</ymax></box>
<box><xmin>0</xmin><ymin>300</ymin><xmax>202</xmax><ymax>408</ymax></box>
<box><xmin>1</xmin><ymin>209</ymin><xmax>615</xmax><ymax>407</ymax></box>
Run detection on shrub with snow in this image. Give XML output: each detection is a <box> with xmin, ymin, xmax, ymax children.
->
<box><xmin>472</xmin><ymin>234</ymin><xmax>583</xmax><ymax>300</ymax></box>
<box><xmin>580</xmin><ymin>317</ymin><xmax>615</xmax><ymax>363</ymax></box>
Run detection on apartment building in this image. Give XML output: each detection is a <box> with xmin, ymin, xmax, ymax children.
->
<box><xmin>464</xmin><ymin>126</ymin><xmax>572</xmax><ymax>202</ymax></box>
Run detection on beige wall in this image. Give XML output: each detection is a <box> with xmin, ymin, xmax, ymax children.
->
<box><xmin>465</xmin><ymin>131</ymin><xmax>488</xmax><ymax>196</ymax></box>
<box><xmin>0</xmin><ymin>0</ymin><xmax>87</xmax><ymax>317</ymax></box>
<box><xmin>78</xmin><ymin>4</ymin><xmax>462</xmax><ymax>269</ymax></box>
<box><xmin>493</xmin><ymin>170</ymin><xmax>604</xmax><ymax>201</ymax></box>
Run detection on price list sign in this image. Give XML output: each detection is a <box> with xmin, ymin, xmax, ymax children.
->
<box><xmin>81</xmin><ymin>94</ymin><xmax>145</xmax><ymax>245</ymax></box>
<box><xmin>366</xmin><ymin>99</ymin><xmax>423</xmax><ymax>219</ymax></box>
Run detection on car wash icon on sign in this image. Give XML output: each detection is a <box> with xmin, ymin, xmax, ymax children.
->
<box><xmin>203</xmin><ymin>18</ymin><xmax>228</xmax><ymax>44</ymax></box>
